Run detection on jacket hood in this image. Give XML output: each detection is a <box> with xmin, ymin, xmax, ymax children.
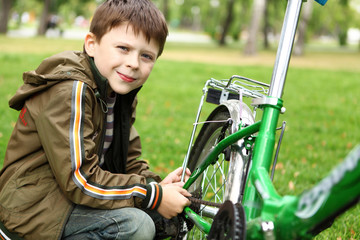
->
<box><xmin>9</xmin><ymin>51</ymin><xmax>97</xmax><ymax>110</ymax></box>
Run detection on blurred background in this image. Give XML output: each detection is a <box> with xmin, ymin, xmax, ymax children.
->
<box><xmin>0</xmin><ymin>0</ymin><xmax>360</xmax><ymax>54</ymax></box>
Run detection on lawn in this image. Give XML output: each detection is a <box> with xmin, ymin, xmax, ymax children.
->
<box><xmin>0</xmin><ymin>36</ymin><xmax>359</xmax><ymax>239</ymax></box>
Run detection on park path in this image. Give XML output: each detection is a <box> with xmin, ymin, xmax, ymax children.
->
<box><xmin>162</xmin><ymin>47</ymin><xmax>360</xmax><ymax>72</ymax></box>
<box><xmin>6</xmin><ymin>28</ymin><xmax>360</xmax><ymax>72</ymax></box>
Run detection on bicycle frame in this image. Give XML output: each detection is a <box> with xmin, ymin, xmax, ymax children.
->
<box><xmin>181</xmin><ymin>0</ymin><xmax>360</xmax><ymax>238</ymax></box>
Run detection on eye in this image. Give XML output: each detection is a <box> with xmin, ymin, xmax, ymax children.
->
<box><xmin>141</xmin><ymin>53</ymin><xmax>155</xmax><ymax>61</ymax></box>
<box><xmin>117</xmin><ymin>46</ymin><xmax>129</xmax><ymax>52</ymax></box>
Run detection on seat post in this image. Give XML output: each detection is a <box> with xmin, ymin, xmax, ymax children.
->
<box><xmin>268</xmin><ymin>0</ymin><xmax>303</xmax><ymax>99</ymax></box>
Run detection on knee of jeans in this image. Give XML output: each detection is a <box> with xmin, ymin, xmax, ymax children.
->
<box><xmin>129</xmin><ymin>209</ymin><xmax>156</xmax><ymax>240</ymax></box>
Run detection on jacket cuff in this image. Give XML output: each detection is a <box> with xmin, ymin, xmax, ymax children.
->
<box><xmin>141</xmin><ymin>182</ymin><xmax>163</xmax><ymax>210</ymax></box>
<box><xmin>146</xmin><ymin>177</ymin><xmax>158</xmax><ymax>184</ymax></box>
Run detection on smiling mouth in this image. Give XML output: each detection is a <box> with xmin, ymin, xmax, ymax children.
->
<box><xmin>117</xmin><ymin>72</ymin><xmax>136</xmax><ymax>83</ymax></box>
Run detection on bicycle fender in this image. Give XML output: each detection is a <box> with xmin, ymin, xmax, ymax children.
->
<box><xmin>219</xmin><ymin>100</ymin><xmax>254</xmax><ymax>134</ymax></box>
<box><xmin>218</xmin><ymin>100</ymin><xmax>255</xmax><ymax>203</ymax></box>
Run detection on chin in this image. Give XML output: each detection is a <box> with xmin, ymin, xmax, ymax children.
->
<box><xmin>113</xmin><ymin>88</ymin><xmax>133</xmax><ymax>95</ymax></box>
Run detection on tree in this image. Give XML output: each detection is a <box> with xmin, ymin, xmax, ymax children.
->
<box><xmin>36</xmin><ymin>0</ymin><xmax>94</xmax><ymax>36</ymax></box>
<box><xmin>262</xmin><ymin>0</ymin><xmax>285</xmax><ymax>50</ymax></box>
<box><xmin>294</xmin><ymin>0</ymin><xmax>313</xmax><ymax>56</ymax></box>
<box><xmin>37</xmin><ymin>0</ymin><xmax>52</xmax><ymax>35</ymax></box>
<box><xmin>336</xmin><ymin>0</ymin><xmax>350</xmax><ymax>46</ymax></box>
<box><xmin>306</xmin><ymin>0</ymin><xmax>356</xmax><ymax>48</ymax></box>
<box><xmin>244</xmin><ymin>0</ymin><xmax>266</xmax><ymax>55</ymax></box>
<box><xmin>263</xmin><ymin>0</ymin><xmax>270</xmax><ymax>49</ymax></box>
<box><xmin>0</xmin><ymin>0</ymin><xmax>14</xmax><ymax>34</ymax></box>
<box><xmin>219</xmin><ymin>0</ymin><xmax>235</xmax><ymax>45</ymax></box>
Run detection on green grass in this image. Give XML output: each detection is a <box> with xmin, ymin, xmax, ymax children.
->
<box><xmin>0</xmin><ymin>36</ymin><xmax>359</xmax><ymax>239</ymax></box>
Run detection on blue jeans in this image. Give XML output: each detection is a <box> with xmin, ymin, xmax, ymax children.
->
<box><xmin>62</xmin><ymin>205</ymin><xmax>156</xmax><ymax>240</ymax></box>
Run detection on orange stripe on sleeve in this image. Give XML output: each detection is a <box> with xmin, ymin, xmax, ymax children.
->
<box><xmin>151</xmin><ymin>184</ymin><xmax>160</xmax><ymax>210</ymax></box>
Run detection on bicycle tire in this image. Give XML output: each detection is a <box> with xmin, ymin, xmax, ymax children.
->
<box><xmin>184</xmin><ymin>101</ymin><xmax>254</xmax><ymax>239</ymax></box>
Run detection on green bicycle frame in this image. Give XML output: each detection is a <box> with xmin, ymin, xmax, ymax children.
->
<box><xmin>182</xmin><ymin>0</ymin><xmax>360</xmax><ymax>238</ymax></box>
<box><xmin>182</xmin><ymin>96</ymin><xmax>360</xmax><ymax>239</ymax></box>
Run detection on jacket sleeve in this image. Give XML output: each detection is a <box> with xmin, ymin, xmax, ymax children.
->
<box><xmin>36</xmin><ymin>81</ymin><xmax>162</xmax><ymax>210</ymax></box>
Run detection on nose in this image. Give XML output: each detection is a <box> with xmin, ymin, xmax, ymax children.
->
<box><xmin>125</xmin><ymin>53</ymin><xmax>139</xmax><ymax>69</ymax></box>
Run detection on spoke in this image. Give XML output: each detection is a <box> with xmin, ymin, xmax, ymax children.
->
<box><xmin>185</xmin><ymin>112</ymin><xmax>236</xmax><ymax>239</ymax></box>
<box><xmin>202</xmin><ymin>154</ymin><xmax>226</xmax><ymax>195</ymax></box>
<box><xmin>203</xmin><ymin>168</ymin><xmax>220</xmax><ymax>199</ymax></box>
<box><xmin>203</xmin><ymin>169</ymin><xmax>217</xmax><ymax>197</ymax></box>
<box><xmin>204</xmin><ymin>174</ymin><xmax>218</xmax><ymax>199</ymax></box>
<box><xmin>201</xmin><ymin>168</ymin><xmax>209</xmax><ymax>195</ymax></box>
<box><xmin>216</xmin><ymin>159</ymin><xmax>228</xmax><ymax>199</ymax></box>
<box><xmin>202</xmin><ymin>157</ymin><xmax>228</xmax><ymax>205</ymax></box>
<box><xmin>213</xmin><ymin>165</ymin><xmax>218</xmax><ymax>202</ymax></box>
<box><xmin>216</xmin><ymin>158</ymin><xmax>227</xmax><ymax>183</ymax></box>
<box><xmin>210</xmin><ymin>161</ymin><xmax>228</xmax><ymax>203</ymax></box>
<box><xmin>212</xmin><ymin>180</ymin><xmax>227</xmax><ymax>202</ymax></box>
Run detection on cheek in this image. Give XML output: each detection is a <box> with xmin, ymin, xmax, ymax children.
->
<box><xmin>93</xmin><ymin>60</ymin><xmax>107</xmax><ymax>76</ymax></box>
<box><xmin>143</xmin><ymin>64</ymin><xmax>155</xmax><ymax>77</ymax></box>
<box><xmin>94</xmin><ymin>55</ymin><xmax>116</xmax><ymax>77</ymax></box>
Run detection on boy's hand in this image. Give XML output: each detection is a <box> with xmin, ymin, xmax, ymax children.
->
<box><xmin>157</xmin><ymin>183</ymin><xmax>191</xmax><ymax>219</ymax></box>
<box><xmin>160</xmin><ymin>167</ymin><xmax>191</xmax><ymax>185</ymax></box>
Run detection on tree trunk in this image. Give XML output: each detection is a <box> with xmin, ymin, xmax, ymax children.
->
<box><xmin>0</xmin><ymin>0</ymin><xmax>12</xmax><ymax>34</ymax></box>
<box><xmin>294</xmin><ymin>0</ymin><xmax>313</xmax><ymax>56</ymax></box>
<box><xmin>263</xmin><ymin>0</ymin><xmax>270</xmax><ymax>49</ymax></box>
<box><xmin>37</xmin><ymin>0</ymin><xmax>52</xmax><ymax>36</ymax></box>
<box><xmin>219</xmin><ymin>0</ymin><xmax>235</xmax><ymax>46</ymax></box>
<box><xmin>244</xmin><ymin>0</ymin><xmax>265</xmax><ymax>55</ymax></box>
<box><xmin>337</xmin><ymin>0</ymin><xmax>349</xmax><ymax>47</ymax></box>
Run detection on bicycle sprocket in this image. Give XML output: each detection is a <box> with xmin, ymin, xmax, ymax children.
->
<box><xmin>207</xmin><ymin>200</ymin><xmax>246</xmax><ymax>240</ymax></box>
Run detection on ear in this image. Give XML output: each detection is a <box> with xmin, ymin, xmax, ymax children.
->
<box><xmin>84</xmin><ymin>32</ymin><xmax>96</xmax><ymax>57</ymax></box>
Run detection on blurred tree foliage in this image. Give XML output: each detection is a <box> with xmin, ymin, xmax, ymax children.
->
<box><xmin>2</xmin><ymin>0</ymin><xmax>96</xmax><ymax>34</ymax></box>
<box><xmin>1</xmin><ymin>0</ymin><xmax>359</xmax><ymax>50</ymax></box>
<box><xmin>152</xmin><ymin>0</ymin><xmax>359</xmax><ymax>50</ymax></box>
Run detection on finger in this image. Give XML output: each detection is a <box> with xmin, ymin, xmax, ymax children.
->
<box><xmin>183</xmin><ymin>176</ymin><xmax>188</xmax><ymax>183</ymax></box>
<box><xmin>181</xmin><ymin>195</ymin><xmax>191</xmax><ymax>207</ymax></box>
<box><xmin>176</xmin><ymin>205</ymin><xmax>185</xmax><ymax>214</ymax></box>
<box><xmin>172</xmin><ymin>182</ymin><xmax>185</xmax><ymax>187</ymax></box>
<box><xmin>169</xmin><ymin>184</ymin><xmax>191</xmax><ymax>196</ymax></box>
<box><xmin>184</xmin><ymin>174</ymin><xmax>191</xmax><ymax>182</ymax></box>
<box><xmin>179</xmin><ymin>188</ymin><xmax>192</xmax><ymax>197</ymax></box>
<box><xmin>172</xmin><ymin>167</ymin><xmax>183</xmax><ymax>175</ymax></box>
<box><xmin>177</xmin><ymin>167</ymin><xmax>190</xmax><ymax>178</ymax></box>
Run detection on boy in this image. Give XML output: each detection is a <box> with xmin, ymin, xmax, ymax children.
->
<box><xmin>0</xmin><ymin>0</ymin><xmax>191</xmax><ymax>239</ymax></box>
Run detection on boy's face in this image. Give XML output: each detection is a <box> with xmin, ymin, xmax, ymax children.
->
<box><xmin>85</xmin><ymin>23</ymin><xmax>159</xmax><ymax>95</ymax></box>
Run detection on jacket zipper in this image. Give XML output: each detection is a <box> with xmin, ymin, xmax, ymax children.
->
<box><xmin>94</xmin><ymin>88</ymin><xmax>108</xmax><ymax>158</ymax></box>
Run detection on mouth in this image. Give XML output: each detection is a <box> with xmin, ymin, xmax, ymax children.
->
<box><xmin>117</xmin><ymin>72</ymin><xmax>136</xmax><ymax>83</ymax></box>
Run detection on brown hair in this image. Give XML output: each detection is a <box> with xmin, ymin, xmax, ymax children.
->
<box><xmin>90</xmin><ymin>0</ymin><xmax>168</xmax><ymax>56</ymax></box>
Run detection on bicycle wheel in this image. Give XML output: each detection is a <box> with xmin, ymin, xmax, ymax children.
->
<box><xmin>184</xmin><ymin>101</ymin><xmax>254</xmax><ymax>239</ymax></box>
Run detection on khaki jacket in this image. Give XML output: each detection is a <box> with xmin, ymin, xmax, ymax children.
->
<box><xmin>0</xmin><ymin>51</ymin><xmax>162</xmax><ymax>239</ymax></box>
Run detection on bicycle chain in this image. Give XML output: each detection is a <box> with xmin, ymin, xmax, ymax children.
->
<box><xmin>187</xmin><ymin>196</ymin><xmax>223</xmax><ymax>208</ymax></box>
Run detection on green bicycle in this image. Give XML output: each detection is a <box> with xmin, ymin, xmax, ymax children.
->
<box><xmin>178</xmin><ymin>0</ymin><xmax>360</xmax><ymax>239</ymax></box>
